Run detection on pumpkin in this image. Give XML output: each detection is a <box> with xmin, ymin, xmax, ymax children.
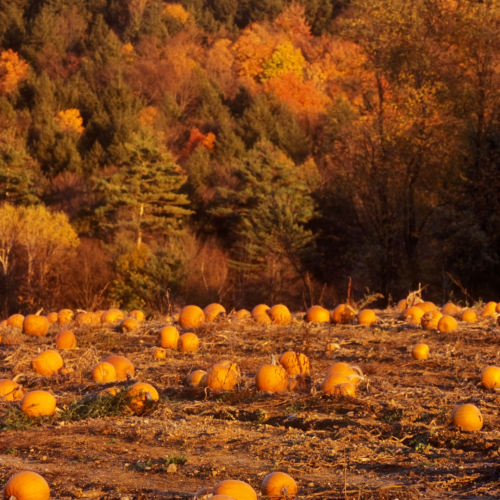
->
<box><xmin>421</xmin><ymin>311</ymin><xmax>443</xmax><ymax>330</ymax></box>
<box><xmin>0</xmin><ymin>379</ymin><xmax>26</xmax><ymax>401</ymax></box>
<box><xmin>58</xmin><ymin>309</ymin><xmax>74</xmax><ymax>324</ymax></box>
<box><xmin>207</xmin><ymin>362</ymin><xmax>240</xmax><ymax>390</ymax></box>
<box><xmin>305</xmin><ymin>305</ymin><xmax>330</xmax><ymax>323</ymax></box>
<box><xmin>204</xmin><ymin>303</ymin><xmax>226</xmax><ymax>322</ymax></box>
<box><xmin>159</xmin><ymin>326</ymin><xmax>179</xmax><ymax>349</ymax></box>
<box><xmin>179</xmin><ymin>305</ymin><xmax>205</xmax><ymax>328</ymax></box>
<box><xmin>253</xmin><ymin>311</ymin><xmax>271</xmax><ymax>325</ymax></box>
<box><xmin>438</xmin><ymin>315</ymin><xmax>458</xmax><ymax>333</ymax></box>
<box><xmin>128</xmin><ymin>309</ymin><xmax>145</xmax><ymax>321</ymax></box>
<box><xmin>358</xmin><ymin>309</ymin><xmax>377</xmax><ymax>326</ymax></box>
<box><xmin>416</xmin><ymin>301</ymin><xmax>437</xmax><ymax>313</ymax></box>
<box><xmin>268</xmin><ymin>304</ymin><xmax>291</xmax><ymax>325</ymax></box>
<box><xmin>480</xmin><ymin>366</ymin><xmax>500</xmax><ymax>389</ymax></box>
<box><xmin>235</xmin><ymin>309</ymin><xmax>251</xmax><ymax>319</ymax></box>
<box><xmin>252</xmin><ymin>304</ymin><xmax>270</xmax><ymax>317</ymax></box>
<box><xmin>153</xmin><ymin>347</ymin><xmax>167</xmax><ymax>359</ymax></box>
<box><xmin>92</xmin><ymin>362</ymin><xmax>117</xmax><ymax>384</ymax></box>
<box><xmin>178</xmin><ymin>332</ymin><xmax>200</xmax><ymax>352</ymax></box>
<box><xmin>127</xmin><ymin>382</ymin><xmax>159</xmax><ymax>413</ymax></box>
<box><xmin>23</xmin><ymin>314</ymin><xmax>50</xmax><ymax>337</ymax></box>
<box><xmin>7</xmin><ymin>313</ymin><xmax>24</xmax><ymax>328</ymax></box>
<box><xmin>256</xmin><ymin>364</ymin><xmax>288</xmax><ymax>393</ymax></box>
<box><xmin>331</xmin><ymin>304</ymin><xmax>355</xmax><ymax>324</ymax></box>
<box><xmin>396</xmin><ymin>299</ymin><xmax>407</xmax><ymax>312</ymax></box>
<box><xmin>32</xmin><ymin>350</ymin><xmax>64</xmax><ymax>376</ymax></box>
<box><xmin>104</xmin><ymin>355</ymin><xmax>135</xmax><ymax>381</ymax></box>
<box><xmin>120</xmin><ymin>317</ymin><xmax>139</xmax><ymax>332</ymax></box>
<box><xmin>187</xmin><ymin>369</ymin><xmax>207</xmax><ymax>387</ymax></box>
<box><xmin>481</xmin><ymin>301</ymin><xmax>497</xmax><ymax>317</ymax></box>
<box><xmin>46</xmin><ymin>312</ymin><xmax>59</xmax><ymax>324</ymax></box>
<box><xmin>441</xmin><ymin>302</ymin><xmax>461</xmax><ymax>316</ymax></box>
<box><xmin>101</xmin><ymin>309</ymin><xmax>125</xmax><ymax>323</ymax></box>
<box><xmin>4</xmin><ymin>471</ymin><xmax>50</xmax><ymax>500</ymax></box>
<box><xmin>402</xmin><ymin>306</ymin><xmax>424</xmax><ymax>324</ymax></box>
<box><xmin>261</xmin><ymin>472</ymin><xmax>298</xmax><ymax>499</ymax></box>
<box><xmin>99</xmin><ymin>386</ymin><xmax>119</xmax><ymax>397</ymax></box>
<box><xmin>412</xmin><ymin>344</ymin><xmax>429</xmax><ymax>360</ymax></box>
<box><xmin>461</xmin><ymin>309</ymin><xmax>477</xmax><ymax>323</ymax></box>
<box><xmin>451</xmin><ymin>403</ymin><xmax>483</xmax><ymax>432</ymax></box>
<box><xmin>75</xmin><ymin>312</ymin><xmax>95</xmax><ymax>325</ymax></box>
<box><xmin>21</xmin><ymin>390</ymin><xmax>56</xmax><ymax>416</ymax></box>
<box><xmin>278</xmin><ymin>351</ymin><xmax>310</xmax><ymax>376</ymax></box>
<box><xmin>331</xmin><ymin>382</ymin><xmax>356</xmax><ymax>397</ymax></box>
<box><xmin>193</xmin><ymin>487</ymin><xmax>214</xmax><ymax>500</ymax></box>
<box><xmin>54</xmin><ymin>330</ymin><xmax>77</xmax><ymax>350</ymax></box>
<box><xmin>325</xmin><ymin>362</ymin><xmax>363</xmax><ymax>384</ymax></box>
<box><xmin>320</xmin><ymin>372</ymin><xmax>351</xmax><ymax>394</ymax></box>
<box><xmin>213</xmin><ymin>480</ymin><xmax>257</xmax><ymax>500</ymax></box>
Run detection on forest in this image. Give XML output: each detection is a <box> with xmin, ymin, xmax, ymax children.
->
<box><xmin>1</xmin><ymin>0</ymin><xmax>500</xmax><ymax>315</ymax></box>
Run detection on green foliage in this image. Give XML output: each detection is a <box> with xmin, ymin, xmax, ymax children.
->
<box><xmin>165</xmin><ymin>454</ymin><xmax>188</xmax><ymax>465</ymax></box>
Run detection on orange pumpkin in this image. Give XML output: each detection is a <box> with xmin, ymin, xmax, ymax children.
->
<box><xmin>0</xmin><ymin>379</ymin><xmax>26</xmax><ymax>401</ymax></box>
<box><xmin>451</xmin><ymin>403</ymin><xmax>483</xmax><ymax>432</ymax></box>
<box><xmin>128</xmin><ymin>309</ymin><xmax>145</xmax><ymax>321</ymax></box>
<box><xmin>101</xmin><ymin>309</ymin><xmax>125</xmax><ymax>323</ymax></box>
<box><xmin>4</xmin><ymin>471</ymin><xmax>50</xmax><ymax>500</ymax></box>
<box><xmin>252</xmin><ymin>304</ymin><xmax>270</xmax><ymax>317</ymax></box>
<box><xmin>32</xmin><ymin>350</ymin><xmax>64</xmax><ymax>376</ymax></box>
<box><xmin>54</xmin><ymin>330</ymin><xmax>77</xmax><ymax>350</ymax></box>
<box><xmin>256</xmin><ymin>364</ymin><xmax>288</xmax><ymax>392</ymax></box>
<box><xmin>159</xmin><ymin>326</ymin><xmax>179</xmax><ymax>349</ymax></box>
<box><xmin>179</xmin><ymin>305</ymin><xmax>205</xmax><ymax>328</ymax></box>
<box><xmin>261</xmin><ymin>472</ymin><xmax>298</xmax><ymax>498</ymax></box>
<box><xmin>58</xmin><ymin>309</ymin><xmax>74</xmax><ymax>324</ymax></box>
<box><xmin>204</xmin><ymin>303</ymin><xmax>226</xmax><ymax>322</ymax></box>
<box><xmin>320</xmin><ymin>372</ymin><xmax>351</xmax><ymax>394</ymax></box>
<box><xmin>207</xmin><ymin>362</ymin><xmax>240</xmax><ymax>390</ymax></box>
<box><xmin>481</xmin><ymin>366</ymin><xmax>500</xmax><ymax>389</ymax></box>
<box><xmin>326</xmin><ymin>362</ymin><xmax>363</xmax><ymax>384</ymax></box>
<box><xmin>75</xmin><ymin>311</ymin><xmax>95</xmax><ymax>325</ymax></box>
<box><xmin>481</xmin><ymin>301</ymin><xmax>497</xmax><ymax>317</ymax></box>
<box><xmin>441</xmin><ymin>302</ymin><xmax>461</xmax><ymax>316</ymax></box>
<box><xmin>305</xmin><ymin>305</ymin><xmax>330</xmax><ymax>323</ymax></box>
<box><xmin>104</xmin><ymin>355</ymin><xmax>135</xmax><ymax>381</ymax></box>
<box><xmin>278</xmin><ymin>351</ymin><xmax>310</xmax><ymax>376</ymax></box>
<box><xmin>178</xmin><ymin>332</ymin><xmax>200</xmax><ymax>352</ymax></box>
<box><xmin>331</xmin><ymin>304</ymin><xmax>355</xmax><ymax>324</ymax></box>
<box><xmin>187</xmin><ymin>369</ymin><xmax>207</xmax><ymax>387</ymax></box>
<box><xmin>127</xmin><ymin>382</ymin><xmax>159</xmax><ymax>413</ymax></box>
<box><xmin>421</xmin><ymin>311</ymin><xmax>443</xmax><ymax>330</ymax></box>
<box><xmin>268</xmin><ymin>304</ymin><xmax>291</xmax><ymax>325</ymax></box>
<box><xmin>416</xmin><ymin>301</ymin><xmax>437</xmax><ymax>313</ymax></box>
<box><xmin>152</xmin><ymin>347</ymin><xmax>167</xmax><ymax>359</ymax></box>
<box><xmin>412</xmin><ymin>344</ymin><xmax>429</xmax><ymax>360</ymax></box>
<box><xmin>213</xmin><ymin>480</ymin><xmax>257</xmax><ymax>500</ymax></box>
<box><xmin>21</xmin><ymin>390</ymin><xmax>56</xmax><ymax>416</ymax></box>
<box><xmin>403</xmin><ymin>306</ymin><xmax>424</xmax><ymax>324</ymax></box>
<box><xmin>357</xmin><ymin>309</ymin><xmax>377</xmax><ymax>326</ymax></box>
<box><xmin>396</xmin><ymin>299</ymin><xmax>407</xmax><ymax>311</ymax></box>
<box><xmin>330</xmin><ymin>382</ymin><xmax>356</xmax><ymax>396</ymax></box>
<box><xmin>438</xmin><ymin>315</ymin><xmax>458</xmax><ymax>333</ymax></box>
<box><xmin>92</xmin><ymin>362</ymin><xmax>117</xmax><ymax>384</ymax></box>
<box><xmin>46</xmin><ymin>312</ymin><xmax>59</xmax><ymax>324</ymax></box>
<box><xmin>7</xmin><ymin>313</ymin><xmax>24</xmax><ymax>328</ymax></box>
<box><xmin>235</xmin><ymin>309</ymin><xmax>251</xmax><ymax>319</ymax></box>
<box><xmin>120</xmin><ymin>317</ymin><xmax>139</xmax><ymax>332</ymax></box>
<box><xmin>254</xmin><ymin>312</ymin><xmax>272</xmax><ymax>325</ymax></box>
<box><xmin>461</xmin><ymin>309</ymin><xmax>477</xmax><ymax>323</ymax></box>
<box><xmin>23</xmin><ymin>314</ymin><xmax>50</xmax><ymax>336</ymax></box>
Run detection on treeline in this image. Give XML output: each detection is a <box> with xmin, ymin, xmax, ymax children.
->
<box><xmin>0</xmin><ymin>0</ymin><xmax>500</xmax><ymax>314</ymax></box>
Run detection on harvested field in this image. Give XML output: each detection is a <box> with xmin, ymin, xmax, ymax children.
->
<box><xmin>1</xmin><ymin>309</ymin><xmax>500</xmax><ymax>499</ymax></box>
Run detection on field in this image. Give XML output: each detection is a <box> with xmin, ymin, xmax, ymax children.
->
<box><xmin>1</xmin><ymin>307</ymin><xmax>500</xmax><ymax>499</ymax></box>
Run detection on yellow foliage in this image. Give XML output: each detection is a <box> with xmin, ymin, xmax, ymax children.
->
<box><xmin>163</xmin><ymin>3</ymin><xmax>190</xmax><ymax>24</ymax></box>
<box><xmin>55</xmin><ymin>109</ymin><xmax>84</xmax><ymax>134</ymax></box>
<box><xmin>261</xmin><ymin>41</ymin><xmax>306</xmax><ymax>82</ymax></box>
<box><xmin>0</xmin><ymin>49</ymin><xmax>29</xmax><ymax>95</ymax></box>
<box><xmin>138</xmin><ymin>106</ymin><xmax>160</xmax><ymax>127</ymax></box>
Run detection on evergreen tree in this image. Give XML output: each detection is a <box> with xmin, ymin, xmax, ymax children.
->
<box><xmin>96</xmin><ymin>130</ymin><xmax>192</xmax><ymax>247</ymax></box>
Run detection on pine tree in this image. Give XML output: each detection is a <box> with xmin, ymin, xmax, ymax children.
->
<box><xmin>96</xmin><ymin>130</ymin><xmax>192</xmax><ymax>247</ymax></box>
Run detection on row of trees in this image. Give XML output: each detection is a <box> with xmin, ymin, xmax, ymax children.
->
<box><xmin>1</xmin><ymin>0</ymin><xmax>500</xmax><ymax>314</ymax></box>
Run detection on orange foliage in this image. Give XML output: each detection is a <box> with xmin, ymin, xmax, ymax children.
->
<box><xmin>163</xmin><ymin>3</ymin><xmax>190</xmax><ymax>24</ymax></box>
<box><xmin>138</xmin><ymin>106</ymin><xmax>160</xmax><ymax>127</ymax></box>
<box><xmin>0</xmin><ymin>50</ymin><xmax>29</xmax><ymax>95</ymax></box>
<box><xmin>182</xmin><ymin>128</ymin><xmax>216</xmax><ymax>157</ymax></box>
<box><xmin>265</xmin><ymin>72</ymin><xmax>329</xmax><ymax>114</ymax></box>
<box><xmin>273</xmin><ymin>4</ymin><xmax>311</xmax><ymax>39</ymax></box>
<box><xmin>54</xmin><ymin>108</ymin><xmax>85</xmax><ymax>134</ymax></box>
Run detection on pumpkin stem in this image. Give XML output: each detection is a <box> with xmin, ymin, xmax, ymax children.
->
<box><xmin>349</xmin><ymin>364</ymin><xmax>364</xmax><ymax>378</ymax></box>
<box><xmin>12</xmin><ymin>373</ymin><xmax>26</xmax><ymax>383</ymax></box>
<box><xmin>271</xmin><ymin>354</ymin><xmax>277</xmax><ymax>366</ymax></box>
<box><xmin>9</xmin><ymin>496</ymin><xmax>17</xmax><ymax>500</ymax></box>
<box><xmin>35</xmin><ymin>308</ymin><xmax>43</xmax><ymax>315</ymax></box>
<box><xmin>126</xmin><ymin>371</ymin><xmax>135</xmax><ymax>380</ymax></box>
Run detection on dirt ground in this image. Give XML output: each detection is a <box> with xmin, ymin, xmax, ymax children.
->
<box><xmin>1</xmin><ymin>308</ymin><xmax>500</xmax><ymax>499</ymax></box>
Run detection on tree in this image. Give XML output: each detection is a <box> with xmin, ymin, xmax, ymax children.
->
<box><xmin>0</xmin><ymin>49</ymin><xmax>28</xmax><ymax>95</ymax></box>
<box><xmin>96</xmin><ymin>130</ymin><xmax>192</xmax><ymax>248</ymax></box>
